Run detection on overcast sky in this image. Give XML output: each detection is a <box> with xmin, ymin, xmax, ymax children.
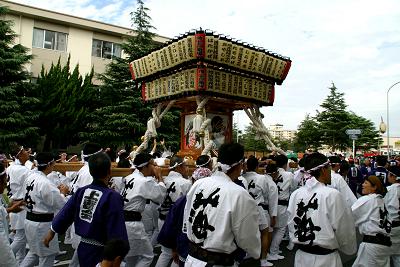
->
<box><xmin>11</xmin><ymin>0</ymin><xmax>400</xmax><ymax>136</ymax></box>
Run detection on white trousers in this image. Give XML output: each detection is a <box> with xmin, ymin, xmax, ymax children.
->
<box><xmin>19</xmin><ymin>250</ymin><xmax>56</xmax><ymax>267</ymax></box>
<box><xmin>352</xmin><ymin>242</ymin><xmax>390</xmax><ymax>267</ymax></box>
<box><xmin>295</xmin><ymin>249</ymin><xmax>342</xmax><ymax>267</ymax></box>
<box><xmin>10</xmin><ymin>228</ymin><xmax>26</xmax><ymax>265</ymax></box>
<box><xmin>155</xmin><ymin>245</ymin><xmax>179</xmax><ymax>267</ymax></box>
<box><xmin>69</xmin><ymin>250</ymin><xmax>80</xmax><ymax>267</ymax></box>
<box><xmin>270</xmin><ymin>226</ymin><xmax>286</xmax><ymax>255</ymax></box>
<box><xmin>0</xmin><ymin>232</ymin><xmax>17</xmax><ymax>267</ymax></box>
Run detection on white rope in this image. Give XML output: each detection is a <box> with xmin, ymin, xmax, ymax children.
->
<box><xmin>244</xmin><ymin>105</ymin><xmax>285</xmax><ymax>155</ymax></box>
<box><xmin>135</xmin><ymin>100</ymin><xmax>176</xmax><ymax>156</ymax></box>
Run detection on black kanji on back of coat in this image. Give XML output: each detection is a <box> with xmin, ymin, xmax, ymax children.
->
<box><xmin>24</xmin><ymin>180</ymin><xmax>36</xmax><ymax>212</ymax></box>
<box><xmin>121</xmin><ymin>178</ymin><xmax>134</xmax><ymax>202</ymax></box>
<box><xmin>248</xmin><ymin>179</ymin><xmax>257</xmax><ymax>199</ymax></box>
<box><xmin>275</xmin><ymin>175</ymin><xmax>283</xmax><ymax>194</ymax></box>
<box><xmin>379</xmin><ymin>205</ymin><xmax>392</xmax><ymax>234</ymax></box>
<box><xmin>189</xmin><ymin>188</ymin><xmax>220</xmax><ymax>245</ymax></box>
<box><xmin>294</xmin><ymin>192</ymin><xmax>321</xmax><ymax>245</ymax></box>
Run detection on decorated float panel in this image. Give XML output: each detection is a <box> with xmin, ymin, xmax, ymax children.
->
<box><xmin>129</xmin><ymin>29</ymin><xmax>292</xmax><ymax>158</ymax></box>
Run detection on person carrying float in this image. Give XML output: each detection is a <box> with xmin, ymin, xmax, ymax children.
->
<box><xmin>121</xmin><ymin>153</ymin><xmax>166</xmax><ymax>266</ymax></box>
<box><xmin>183</xmin><ymin>143</ymin><xmax>261</xmax><ymax>267</ymax></box>
<box><xmin>287</xmin><ymin>152</ymin><xmax>357</xmax><ymax>267</ymax></box>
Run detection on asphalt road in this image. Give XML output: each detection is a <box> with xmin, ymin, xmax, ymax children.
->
<box><xmin>53</xmin><ymin>238</ymin><xmax>357</xmax><ymax>267</ymax></box>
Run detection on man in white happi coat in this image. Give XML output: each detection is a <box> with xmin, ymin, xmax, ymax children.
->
<box><xmin>156</xmin><ymin>156</ymin><xmax>192</xmax><ymax>267</ymax></box>
<box><xmin>0</xmin><ymin>163</ymin><xmax>25</xmax><ymax>267</ymax></box>
<box><xmin>7</xmin><ymin>144</ymin><xmax>31</xmax><ymax>265</ymax></box>
<box><xmin>268</xmin><ymin>154</ymin><xmax>296</xmax><ymax>261</ymax></box>
<box><xmin>183</xmin><ymin>143</ymin><xmax>261</xmax><ymax>267</ymax></box>
<box><xmin>385</xmin><ymin>165</ymin><xmax>400</xmax><ymax>266</ymax></box>
<box><xmin>69</xmin><ymin>142</ymin><xmax>103</xmax><ymax>267</ymax></box>
<box><xmin>121</xmin><ymin>153</ymin><xmax>167</xmax><ymax>266</ymax></box>
<box><xmin>242</xmin><ymin>156</ymin><xmax>276</xmax><ymax>267</ymax></box>
<box><xmin>328</xmin><ymin>156</ymin><xmax>357</xmax><ymax>208</ymax></box>
<box><xmin>287</xmin><ymin>152</ymin><xmax>357</xmax><ymax>267</ymax></box>
<box><xmin>17</xmin><ymin>152</ymin><xmax>69</xmax><ymax>267</ymax></box>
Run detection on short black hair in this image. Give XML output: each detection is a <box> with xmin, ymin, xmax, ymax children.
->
<box><xmin>89</xmin><ymin>153</ymin><xmax>111</xmax><ymax>180</ymax></box>
<box><xmin>275</xmin><ymin>154</ymin><xmax>288</xmax><ymax>168</ymax></box>
<box><xmin>170</xmin><ymin>156</ymin><xmax>184</xmax><ymax>169</ymax></box>
<box><xmin>117</xmin><ymin>152</ymin><xmax>131</xmax><ymax>168</ymax></box>
<box><xmin>196</xmin><ymin>155</ymin><xmax>210</xmax><ymax>167</ymax></box>
<box><xmin>218</xmin><ymin>143</ymin><xmax>244</xmax><ymax>166</ymax></box>
<box><xmin>82</xmin><ymin>143</ymin><xmax>102</xmax><ymax>162</ymax></box>
<box><xmin>304</xmin><ymin>152</ymin><xmax>328</xmax><ymax>178</ymax></box>
<box><xmin>376</xmin><ymin>155</ymin><xmax>388</xmax><ymax>167</ymax></box>
<box><xmin>246</xmin><ymin>157</ymin><xmax>259</xmax><ymax>171</ymax></box>
<box><xmin>133</xmin><ymin>153</ymin><xmax>152</xmax><ymax>170</ymax></box>
<box><xmin>102</xmin><ymin>239</ymin><xmax>130</xmax><ymax>261</ymax></box>
<box><xmin>298</xmin><ymin>156</ymin><xmax>306</xmax><ymax>168</ymax></box>
<box><xmin>36</xmin><ymin>152</ymin><xmax>54</xmax><ymax>171</ymax></box>
<box><xmin>265</xmin><ymin>161</ymin><xmax>278</xmax><ymax>174</ymax></box>
<box><xmin>328</xmin><ymin>156</ymin><xmax>341</xmax><ymax>165</ymax></box>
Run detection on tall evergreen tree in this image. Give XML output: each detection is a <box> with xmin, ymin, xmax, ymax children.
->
<box><xmin>80</xmin><ymin>0</ymin><xmax>180</xmax><ymax>151</ymax></box>
<box><xmin>316</xmin><ymin>83</ymin><xmax>351</xmax><ymax>150</ymax></box>
<box><xmin>0</xmin><ymin>6</ymin><xmax>40</xmax><ymax>152</ymax></box>
<box><xmin>294</xmin><ymin>114</ymin><xmax>321</xmax><ymax>151</ymax></box>
<box><xmin>36</xmin><ymin>57</ymin><xmax>96</xmax><ymax>150</ymax></box>
<box><xmin>295</xmin><ymin>83</ymin><xmax>381</xmax><ymax>152</ymax></box>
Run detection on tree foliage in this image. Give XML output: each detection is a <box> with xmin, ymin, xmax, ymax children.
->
<box><xmin>295</xmin><ymin>83</ymin><xmax>382</xmax><ymax>152</ymax></box>
<box><xmin>80</xmin><ymin>0</ymin><xmax>180</xmax><ymax>151</ymax></box>
<box><xmin>0</xmin><ymin>6</ymin><xmax>40</xmax><ymax>152</ymax></box>
<box><xmin>36</xmin><ymin>57</ymin><xmax>97</xmax><ymax>150</ymax></box>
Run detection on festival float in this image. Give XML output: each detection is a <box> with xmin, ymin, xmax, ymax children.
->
<box><xmin>130</xmin><ymin>29</ymin><xmax>292</xmax><ymax>159</ymax></box>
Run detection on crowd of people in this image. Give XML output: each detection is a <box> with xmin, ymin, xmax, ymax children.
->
<box><xmin>1</xmin><ymin>142</ymin><xmax>399</xmax><ymax>267</ymax></box>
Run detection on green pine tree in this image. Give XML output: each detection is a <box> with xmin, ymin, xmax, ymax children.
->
<box><xmin>316</xmin><ymin>83</ymin><xmax>351</xmax><ymax>150</ymax></box>
<box><xmin>294</xmin><ymin>114</ymin><xmax>321</xmax><ymax>151</ymax></box>
<box><xmin>36</xmin><ymin>56</ymin><xmax>97</xmax><ymax>150</ymax></box>
<box><xmin>0</xmin><ymin>5</ymin><xmax>40</xmax><ymax>152</ymax></box>
<box><xmin>80</xmin><ymin>0</ymin><xmax>181</xmax><ymax>151</ymax></box>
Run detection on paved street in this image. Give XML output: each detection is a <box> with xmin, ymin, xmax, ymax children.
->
<box><xmin>53</xmin><ymin>238</ymin><xmax>357</xmax><ymax>267</ymax></box>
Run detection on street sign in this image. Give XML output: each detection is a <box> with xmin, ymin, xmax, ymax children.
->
<box><xmin>345</xmin><ymin>129</ymin><xmax>362</xmax><ymax>135</ymax></box>
<box><xmin>349</xmin><ymin>134</ymin><xmax>358</xmax><ymax>140</ymax></box>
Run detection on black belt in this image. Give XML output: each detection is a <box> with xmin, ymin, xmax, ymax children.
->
<box><xmin>363</xmin><ymin>234</ymin><xmax>392</xmax><ymax>247</ymax></box>
<box><xmin>278</xmin><ymin>199</ymin><xmax>289</xmax><ymax>206</ymax></box>
<box><xmin>123</xmin><ymin>211</ymin><xmax>142</xmax><ymax>221</ymax></box>
<box><xmin>188</xmin><ymin>242</ymin><xmax>235</xmax><ymax>266</ymax></box>
<box><xmin>159</xmin><ymin>212</ymin><xmax>167</xmax><ymax>221</ymax></box>
<box><xmin>392</xmin><ymin>221</ymin><xmax>400</xmax><ymax>228</ymax></box>
<box><xmin>26</xmin><ymin>212</ymin><xmax>54</xmax><ymax>222</ymax></box>
<box><xmin>258</xmin><ymin>203</ymin><xmax>269</xmax><ymax>211</ymax></box>
<box><xmin>298</xmin><ymin>244</ymin><xmax>337</xmax><ymax>255</ymax></box>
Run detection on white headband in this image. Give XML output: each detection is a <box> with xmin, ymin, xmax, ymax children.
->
<box><xmin>169</xmin><ymin>161</ymin><xmax>184</xmax><ymax>170</ymax></box>
<box><xmin>15</xmin><ymin>146</ymin><xmax>24</xmax><ymax>158</ymax></box>
<box><xmin>217</xmin><ymin>158</ymin><xmax>244</xmax><ymax>173</ymax></box>
<box><xmin>37</xmin><ymin>159</ymin><xmax>55</xmax><ymax>167</ymax></box>
<box><xmin>196</xmin><ymin>157</ymin><xmax>211</xmax><ymax>168</ymax></box>
<box><xmin>301</xmin><ymin>160</ymin><xmax>330</xmax><ymax>181</ymax></box>
<box><xmin>81</xmin><ymin>149</ymin><xmax>103</xmax><ymax>159</ymax></box>
<box><xmin>134</xmin><ymin>161</ymin><xmax>150</xmax><ymax>168</ymax></box>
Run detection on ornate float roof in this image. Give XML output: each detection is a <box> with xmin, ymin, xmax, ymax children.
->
<box><xmin>129</xmin><ymin>29</ymin><xmax>291</xmax><ymax>106</ymax></box>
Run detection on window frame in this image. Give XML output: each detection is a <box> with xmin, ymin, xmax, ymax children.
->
<box><xmin>32</xmin><ymin>28</ymin><xmax>68</xmax><ymax>52</ymax></box>
<box><xmin>92</xmin><ymin>39</ymin><xmax>121</xmax><ymax>59</ymax></box>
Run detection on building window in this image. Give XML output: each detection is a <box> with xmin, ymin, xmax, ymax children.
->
<box><xmin>92</xmin><ymin>39</ymin><xmax>121</xmax><ymax>59</ymax></box>
<box><xmin>32</xmin><ymin>28</ymin><xmax>67</xmax><ymax>51</ymax></box>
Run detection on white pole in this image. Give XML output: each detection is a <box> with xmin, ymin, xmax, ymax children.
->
<box><xmin>353</xmin><ymin>139</ymin><xmax>356</xmax><ymax>159</ymax></box>
<box><xmin>387</xmin><ymin>81</ymin><xmax>400</xmax><ymax>159</ymax></box>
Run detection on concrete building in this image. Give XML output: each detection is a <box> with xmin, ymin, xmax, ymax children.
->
<box><xmin>1</xmin><ymin>0</ymin><xmax>168</xmax><ymax>83</ymax></box>
<box><xmin>268</xmin><ymin>123</ymin><xmax>297</xmax><ymax>140</ymax></box>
